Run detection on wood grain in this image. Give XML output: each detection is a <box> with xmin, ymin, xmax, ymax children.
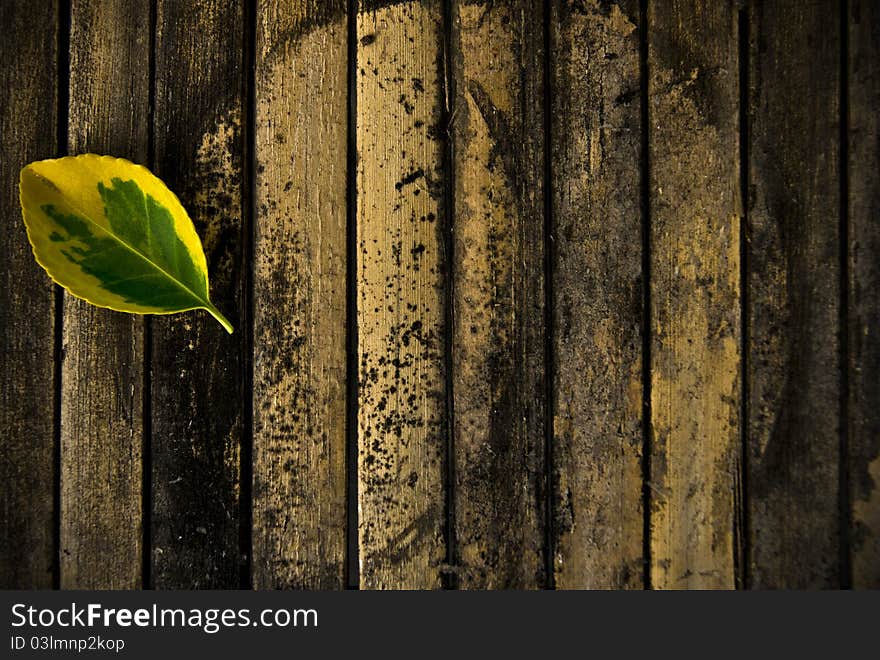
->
<box><xmin>848</xmin><ymin>0</ymin><xmax>880</xmax><ymax>590</ymax></box>
<box><xmin>253</xmin><ymin>0</ymin><xmax>348</xmax><ymax>589</ymax></box>
<box><xmin>747</xmin><ymin>0</ymin><xmax>841</xmax><ymax>589</ymax></box>
<box><xmin>0</xmin><ymin>0</ymin><xmax>59</xmax><ymax>589</ymax></box>
<box><xmin>356</xmin><ymin>0</ymin><xmax>448</xmax><ymax>589</ymax></box>
<box><xmin>450</xmin><ymin>0</ymin><xmax>546</xmax><ymax>590</ymax></box>
<box><xmin>648</xmin><ymin>0</ymin><xmax>741</xmax><ymax>589</ymax></box>
<box><xmin>151</xmin><ymin>0</ymin><xmax>246</xmax><ymax>588</ymax></box>
<box><xmin>550</xmin><ymin>0</ymin><xmax>644</xmax><ymax>589</ymax></box>
<box><xmin>60</xmin><ymin>0</ymin><xmax>149</xmax><ymax>589</ymax></box>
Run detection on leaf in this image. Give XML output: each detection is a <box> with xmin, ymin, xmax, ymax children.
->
<box><xmin>19</xmin><ymin>154</ymin><xmax>233</xmax><ymax>333</ymax></box>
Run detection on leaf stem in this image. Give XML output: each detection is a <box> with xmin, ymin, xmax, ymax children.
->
<box><xmin>204</xmin><ymin>303</ymin><xmax>234</xmax><ymax>334</ymax></box>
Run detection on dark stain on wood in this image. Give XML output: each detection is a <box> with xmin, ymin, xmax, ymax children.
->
<box><xmin>0</xmin><ymin>0</ymin><xmax>59</xmax><ymax>589</ymax></box>
<box><xmin>356</xmin><ymin>0</ymin><xmax>448</xmax><ymax>589</ymax></box>
<box><xmin>848</xmin><ymin>0</ymin><xmax>880</xmax><ymax>589</ymax></box>
<box><xmin>746</xmin><ymin>0</ymin><xmax>842</xmax><ymax>589</ymax></box>
<box><xmin>150</xmin><ymin>0</ymin><xmax>247</xmax><ymax>588</ymax></box>
<box><xmin>647</xmin><ymin>0</ymin><xmax>741</xmax><ymax>590</ymax></box>
<box><xmin>450</xmin><ymin>0</ymin><xmax>547</xmax><ymax>589</ymax></box>
<box><xmin>252</xmin><ymin>0</ymin><xmax>348</xmax><ymax>589</ymax></box>
<box><xmin>550</xmin><ymin>0</ymin><xmax>644</xmax><ymax>589</ymax></box>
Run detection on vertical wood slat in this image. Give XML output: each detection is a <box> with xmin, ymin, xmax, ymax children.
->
<box><xmin>450</xmin><ymin>0</ymin><xmax>547</xmax><ymax>590</ymax></box>
<box><xmin>648</xmin><ymin>0</ymin><xmax>741</xmax><ymax>589</ymax></box>
<box><xmin>550</xmin><ymin>0</ymin><xmax>645</xmax><ymax>589</ymax></box>
<box><xmin>60</xmin><ymin>0</ymin><xmax>149</xmax><ymax>589</ymax></box>
<box><xmin>747</xmin><ymin>0</ymin><xmax>842</xmax><ymax>589</ymax></box>
<box><xmin>356</xmin><ymin>0</ymin><xmax>448</xmax><ymax>589</ymax></box>
<box><xmin>253</xmin><ymin>0</ymin><xmax>348</xmax><ymax>589</ymax></box>
<box><xmin>0</xmin><ymin>0</ymin><xmax>59</xmax><ymax>588</ymax></box>
<box><xmin>848</xmin><ymin>0</ymin><xmax>880</xmax><ymax>589</ymax></box>
<box><xmin>151</xmin><ymin>0</ymin><xmax>247</xmax><ymax>588</ymax></box>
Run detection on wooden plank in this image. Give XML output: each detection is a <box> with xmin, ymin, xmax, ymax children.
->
<box><xmin>151</xmin><ymin>0</ymin><xmax>246</xmax><ymax>588</ymax></box>
<box><xmin>648</xmin><ymin>0</ymin><xmax>740</xmax><ymax>589</ymax></box>
<box><xmin>356</xmin><ymin>0</ymin><xmax>448</xmax><ymax>589</ymax></box>
<box><xmin>252</xmin><ymin>0</ymin><xmax>348</xmax><ymax>589</ymax></box>
<box><xmin>550</xmin><ymin>0</ymin><xmax>645</xmax><ymax>589</ymax></box>
<box><xmin>0</xmin><ymin>0</ymin><xmax>59</xmax><ymax>589</ymax></box>
<box><xmin>450</xmin><ymin>0</ymin><xmax>546</xmax><ymax>590</ymax></box>
<box><xmin>60</xmin><ymin>0</ymin><xmax>149</xmax><ymax>590</ymax></box>
<box><xmin>848</xmin><ymin>0</ymin><xmax>879</xmax><ymax>589</ymax></box>
<box><xmin>747</xmin><ymin>0</ymin><xmax>841</xmax><ymax>589</ymax></box>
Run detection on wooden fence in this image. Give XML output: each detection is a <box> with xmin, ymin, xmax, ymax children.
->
<box><xmin>1</xmin><ymin>0</ymin><xmax>877</xmax><ymax>589</ymax></box>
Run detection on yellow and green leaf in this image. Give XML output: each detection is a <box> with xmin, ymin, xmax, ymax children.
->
<box><xmin>19</xmin><ymin>154</ymin><xmax>232</xmax><ymax>333</ymax></box>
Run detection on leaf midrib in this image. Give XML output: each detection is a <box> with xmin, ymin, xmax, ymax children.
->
<box><xmin>30</xmin><ymin>169</ymin><xmax>213</xmax><ymax>310</ymax></box>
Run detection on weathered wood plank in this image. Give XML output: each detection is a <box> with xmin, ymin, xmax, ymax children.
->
<box><xmin>747</xmin><ymin>0</ymin><xmax>841</xmax><ymax>589</ymax></box>
<box><xmin>356</xmin><ymin>0</ymin><xmax>448</xmax><ymax>589</ymax></box>
<box><xmin>0</xmin><ymin>0</ymin><xmax>59</xmax><ymax>589</ymax></box>
<box><xmin>848</xmin><ymin>0</ymin><xmax>879</xmax><ymax>589</ymax></box>
<box><xmin>253</xmin><ymin>0</ymin><xmax>348</xmax><ymax>589</ymax></box>
<box><xmin>450</xmin><ymin>0</ymin><xmax>546</xmax><ymax>590</ymax></box>
<box><xmin>550</xmin><ymin>0</ymin><xmax>644</xmax><ymax>589</ymax></box>
<box><xmin>648</xmin><ymin>0</ymin><xmax>741</xmax><ymax>589</ymax></box>
<box><xmin>151</xmin><ymin>0</ymin><xmax>246</xmax><ymax>588</ymax></box>
<box><xmin>60</xmin><ymin>0</ymin><xmax>149</xmax><ymax>590</ymax></box>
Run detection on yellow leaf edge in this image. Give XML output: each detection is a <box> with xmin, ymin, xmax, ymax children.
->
<box><xmin>18</xmin><ymin>154</ymin><xmax>234</xmax><ymax>335</ymax></box>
